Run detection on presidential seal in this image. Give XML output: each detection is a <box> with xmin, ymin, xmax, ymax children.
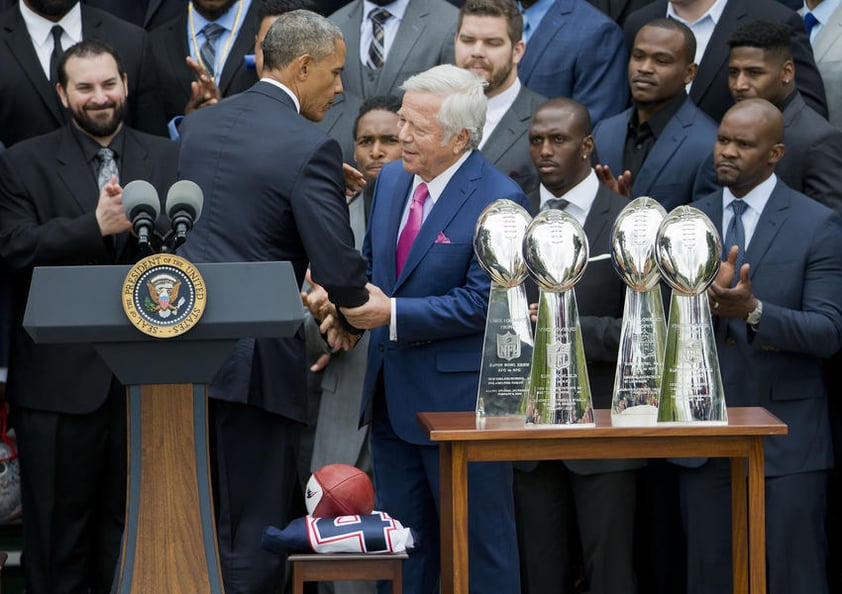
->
<box><xmin>122</xmin><ymin>254</ymin><xmax>206</xmax><ymax>338</ymax></box>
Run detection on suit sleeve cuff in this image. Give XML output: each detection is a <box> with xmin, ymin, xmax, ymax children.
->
<box><xmin>390</xmin><ymin>297</ymin><xmax>397</xmax><ymax>341</ymax></box>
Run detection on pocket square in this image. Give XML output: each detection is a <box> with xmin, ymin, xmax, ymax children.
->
<box><xmin>435</xmin><ymin>232</ymin><xmax>451</xmax><ymax>244</ymax></box>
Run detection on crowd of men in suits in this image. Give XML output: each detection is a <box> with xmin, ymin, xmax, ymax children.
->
<box><xmin>0</xmin><ymin>0</ymin><xmax>841</xmax><ymax>593</ymax></box>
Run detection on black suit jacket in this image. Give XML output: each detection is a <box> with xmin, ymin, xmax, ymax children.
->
<box><xmin>775</xmin><ymin>91</ymin><xmax>842</xmax><ymax>214</ymax></box>
<box><xmin>177</xmin><ymin>81</ymin><xmax>368</xmax><ymax>422</ymax></box>
<box><xmin>83</xmin><ymin>0</ymin><xmax>188</xmax><ymax>30</ymax></box>
<box><xmin>0</xmin><ymin>125</ymin><xmax>178</xmax><ymax>413</ymax></box>
<box><xmin>624</xmin><ymin>0</ymin><xmax>828</xmax><ymax>122</ymax></box>
<box><xmin>148</xmin><ymin>2</ymin><xmax>260</xmax><ymax>126</ymax></box>
<box><xmin>0</xmin><ymin>4</ymin><xmax>167</xmax><ymax>147</ymax></box>
<box><xmin>528</xmin><ymin>182</ymin><xmax>643</xmax><ymax>474</ymax></box>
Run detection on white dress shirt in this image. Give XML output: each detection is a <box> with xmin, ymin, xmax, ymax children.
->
<box><xmin>538</xmin><ymin>169</ymin><xmax>600</xmax><ymax>226</ymax></box>
<box><xmin>479</xmin><ymin>78</ymin><xmax>521</xmax><ymax>150</ymax></box>
<box><xmin>667</xmin><ymin>0</ymin><xmax>728</xmax><ymax>91</ymax></box>
<box><xmin>721</xmin><ymin>173</ymin><xmax>777</xmax><ymax>250</ymax></box>
<box><xmin>20</xmin><ymin>0</ymin><xmax>82</xmax><ymax>79</ymax></box>
<box><xmin>359</xmin><ymin>0</ymin><xmax>410</xmax><ymax>67</ymax></box>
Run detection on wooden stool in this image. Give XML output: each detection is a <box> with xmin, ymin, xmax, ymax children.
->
<box><xmin>288</xmin><ymin>552</ymin><xmax>407</xmax><ymax>594</ymax></box>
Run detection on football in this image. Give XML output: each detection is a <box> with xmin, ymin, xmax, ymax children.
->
<box><xmin>305</xmin><ymin>464</ymin><xmax>375</xmax><ymax>518</ymax></box>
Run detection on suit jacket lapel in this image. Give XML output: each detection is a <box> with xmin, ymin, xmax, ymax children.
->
<box><xmin>383</xmin><ymin>169</ymin><xmax>413</xmax><ymax>289</ymax></box>
<box><xmin>813</xmin><ymin>6</ymin><xmax>842</xmax><ymax>61</ymax></box>
<box><xmin>375</xmin><ymin>0</ymin><xmax>430</xmax><ymax>97</ymax></box>
<box><xmin>596</xmin><ymin>108</ymin><xmax>630</xmax><ymax>172</ymax></box>
<box><xmin>56</xmin><ymin>127</ymin><xmax>99</xmax><ymax>215</ymax></box>
<box><xmin>633</xmin><ymin>100</ymin><xmax>691</xmax><ymax>195</ymax></box>
<box><xmin>480</xmin><ymin>87</ymin><xmax>533</xmax><ymax>164</ymax></box>
<box><xmin>519</xmin><ymin>0</ymin><xmax>572</xmax><ymax>80</ymax></box>
<box><xmin>218</xmin><ymin>1</ymin><xmax>258</xmax><ymax>95</ymax></box>
<box><xmin>161</xmin><ymin>15</ymin><xmax>194</xmax><ymax>104</ymax></box>
<box><xmin>583</xmin><ymin>185</ymin><xmax>613</xmax><ymax>254</ymax></box>
<box><xmin>3</xmin><ymin>7</ymin><xmax>66</xmax><ymax>125</ymax></box>
<box><xmin>744</xmin><ymin>181</ymin><xmax>789</xmax><ymax>278</ymax></box>
<box><xmin>339</xmin><ymin>2</ymin><xmax>366</xmax><ymax>100</ymax></box>
<box><xmin>145</xmin><ymin>0</ymin><xmax>164</xmax><ymax>28</ymax></box>
<box><xmin>690</xmin><ymin>0</ymin><xmax>747</xmax><ymax>104</ymax></box>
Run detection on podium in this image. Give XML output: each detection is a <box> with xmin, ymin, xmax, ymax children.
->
<box><xmin>24</xmin><ymin>261</ymin><xmax>304</xmax><ymax>593</ymax></box>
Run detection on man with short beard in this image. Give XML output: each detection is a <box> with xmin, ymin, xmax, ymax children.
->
<box><xmin>454</xmin><ymin>0</ymin><xmax>546</xmax><ymax>195</ymax></box>
<box><xmin>0</xmin><ymin>40</ymin><xmax>178</xmax><ymax>594</ymax></box>
<box><xmin>0</xmin><ymin>0</ymin><xmax>166</xmax><ymax>146</ymax></box>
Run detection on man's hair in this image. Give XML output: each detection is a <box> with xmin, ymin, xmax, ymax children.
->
<box><xmin>641</xmin><ymin>18</ymin><xmax>697</xmax><ymax>64</ymax></box>
<box><xmin>354</xmin><ymin>95</ymin><xmax>402</xmax><ymax>138</ymax></box>
<box><xmin>58</xmin><ymin>40</ymin><xmax>125</xmax><ymax>88</ymax></box>
<box><xmin>258</xmin><ymin>0</ymin><xmax>320</xmax><ymax>20</ymax></box>
<box><xmin>458</xmin><ymin>0</ymin><xmax>523</xmax><ymax>44</ymax></box>
<box><xmin>400</xmin><ymin>64</ymin><xmax>488</xmax><ymax>150</ymax></box>
<box><xmin>535</xmin><ymin>97</ymin><xmax>593</xmax><ymax>136</ymax></box>
<box><xmin>728</xmin><ymin>21</ymin><xmax>792</xmax><ymax>61</ymax></box>
<box><xmin>262</xmin><ymin>9</ymin><xmax>343</xmax><ymax>71</ymax></box>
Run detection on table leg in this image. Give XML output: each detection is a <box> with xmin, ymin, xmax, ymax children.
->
<box><xmin>731</xmin><ymin>456</ymin><xmax>747</xmax><ymax>594</ymax></box>
<box><xmin>439</xmin><ymin>442</ymin><xmax>469</xmax><ymax>594</ymax></box>
<box><xmin>748</xmin><ymin>437</ymin><xmax>766</xmax><ymax>594</ymax></box>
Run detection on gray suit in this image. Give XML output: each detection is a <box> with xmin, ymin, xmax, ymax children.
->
<box><xmin>775</xmin><ymin>91</ymin><xmax>842</xmax><ymax>214</ymax></box>
<box><xmin>806</xmin><ymin>3</ymin><xmax>842</xmax><ymax>128</ymax></box>
<box><xmin>480</xmin><ymin>85</ymin><xmax>547</xmax><ymax>196</ymax></box>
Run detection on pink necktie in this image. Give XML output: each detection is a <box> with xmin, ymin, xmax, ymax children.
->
<box><xmin>396</xmin><ymin>182</ymin><xmax>429</xmax><ymax>276</ymax></box>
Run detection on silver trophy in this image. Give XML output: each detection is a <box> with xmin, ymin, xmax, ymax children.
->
<box><xmin>655</xmin><ymin>206</ymin><xmax>727</xmax><ymax>424</ymax></box>
<box><xmin>523</xmin><ymin>209</ymin><xmax>593</xmax><ymax>426</ymax></box>
<box><xmin>473</xmin><ymin>199</ymin><xmax>534</xmax><ymax>417</ymax></box>
<box><xmin>610</xmin><ymin>197</ymin><xmax>668</xmax><ymax>426</ymax></box>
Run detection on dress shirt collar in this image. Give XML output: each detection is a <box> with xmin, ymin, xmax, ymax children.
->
<box><xmin>539</xmin><ymin>169</ymin><xmax>599</xmax><ymax>226</ymax></box>
<box><xmin>630</xmin><ymin>91</ymin><xmax>686</xmax><ymax>138</ymax></box>
<box><xmin>20</xmin><ymin>0</ymin><xmax>82</xmax><ymax>51</ymax></box>
<box><xmin>189</xmin><ymin>0</ymin><xmax>249</xmax><ymax>35</ymax></box>
<box><xmin>479</xmin><ymin>78</ymin><xmax>521</xmax><ymax>149</ymax></box>
<box><xmin>70</xmin><ymin>121</ymin><xmax>126</xmax><ymax>166</ymax></box>
<box><xmin>666</xmin><ymin>0</ymin><xmax>727</xmax><ymax>28</ymax></box>
<box><xmin>363</xmin><ymin>0</ymin><xmax>409</xmax><ymax>22</ymax></box>
<box><xmin>721</xmin><ymin>173</ymin><xmax>776</xmax><ymax>248</ymax></box>
<box><xmin>518</xmin><ymin>0</ymin><xmax>554</xmax><ymax>42</ymax></box>
<box><xmin>260</xmin><ymin>77</ymin><xmax>301</xmax><ymax>113</ymax></box>
<box><xmin>411</xmin><ymin>149</ymin><xmax>473</xmax><ymax>207</ymax></box>
<box><xmin>803</xmin><ymin>0</ymin><xmax>841</xmax><ymax>42</ymax></box>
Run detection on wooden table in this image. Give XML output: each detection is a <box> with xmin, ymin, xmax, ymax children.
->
<box><xmin>418</xmin><ymin>407</ymin><xmax>787</xmax><ymax>594</ymax></box>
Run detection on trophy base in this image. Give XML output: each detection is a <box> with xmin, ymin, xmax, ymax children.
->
<box><xmin>611</xmin><ymin>404</ymin><xmax>658</xmax><ymax>427</ymax></box>
<box><xmin>656</xmin><ymin>420</ymin><xmax>729</xmax><ymax>427</ymax></box>
<box><xmin>524</xmin><ymin>422</ymin><xmax>596</xmax><ymax>429</ymax></box>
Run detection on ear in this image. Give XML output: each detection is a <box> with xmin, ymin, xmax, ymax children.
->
<box><xmin>57</xmin><ymin>83</ymin><xmax>69</xmax><ymax>109</ymax></box>
<box><xmin>453</xmin><ymin>128</ymin><xmax>470</xmax><ymax>153</ymax></box>
<box><xmin>684</xmin><ymin>62</ymin><xmax>698</xmax><ymax>85</ymax></box>
<box><xmin>122</xmin><ymin>73</ymin><xmax>129</xmax><ymax>98</ymax></box>
<box><xmin>769</xmin><ymin>142</ymin><xmax>785</xmax><ymax>165</ymax></box>
<box><xmin>294</xmin><ymin>53</ymin><xmax>313</xmax><ymax>81</ymax></box>
<box><xmin>512</xmin><ymin>39</ymin><xmax>526</xmax><ymax>65</ymax></box>
<box><xmin>781</xmin><ymin>59</ymin><xmax>794</xmax><ymax>84</ymax></box>
<box><xmin>581</xmin><ymin>134</ymin><xmax>595</xmax><ymax>159</ymax></box>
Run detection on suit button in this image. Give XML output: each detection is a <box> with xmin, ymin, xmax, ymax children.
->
<box><xmin>725</xmin><ymin>337</ymin><xmax>736</xmax><ymax>345</ymax></box>
<box><xmin>378</xmin><ymin>344</ymin><xmax>384</xmax><ymax>352</ymax></box>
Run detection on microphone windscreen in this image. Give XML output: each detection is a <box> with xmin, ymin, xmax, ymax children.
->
<box><xmin>166</xmin><ymin>180</ymin><xmax>204</xmax><ymax>221</ymax></box>
<box><xmin>122</xmin><ymin>180</ymin><xmax>160</xmax><ymax>219</ymax></box>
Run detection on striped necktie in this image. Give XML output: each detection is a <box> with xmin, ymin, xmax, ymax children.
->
<box><xmin>367</xmin><ymin>8</ymin><xmax>391</xmax><ymax>69</ymax></box>
<box><xmin>200</xmin><ymin>23</ymin><xmax>225</xmax><ymax>77</ymax></box>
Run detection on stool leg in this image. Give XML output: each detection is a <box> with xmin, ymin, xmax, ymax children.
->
<box><xmin>393</xmin><ymin>562</ymin><xmax>402</xmax><ymax>594</ymax></box>
<box><xmin>293</xmin><ymin>562</ymin><xmax>304</xmax><ymax>594</ymax></box>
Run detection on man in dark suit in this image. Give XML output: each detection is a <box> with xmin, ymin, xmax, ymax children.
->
<box><xmin>0</xmin><ymin>40</ymin><xmax>178</xmax><ymax>593</ymax></box>
<box><xmin>454</xmin><ymin>0</ymin><xmax>545</xmax><ymax>195</ymax></box>
<box><xmin>148</xmin><ymin>0</ymin><xmax>260</xmax><ymax>135</ymax></box>
<box><xmin>0</xmin><ymin>0</ymin><xmax>166</xmax><ymax>146</ymax></box>
<box><xmin>83</xmin><ymin>0</ymin><xmax>187</xmax><ymax>30</ymax></box>
<box><xmin>585</xmin><ymin>0</ymin><xmax>649</xmax><ymax>25</ymax></box>
<box><xmin>517</xmin><ymin>0</ymin><xmax>628</xmax><ymax>124</ymax></box>
<box><xmin>319</xmin><ymin>0</ymin><xmax>458</xmax><ymax>162</ymax></box>
<box><xmin>340</xmin><ymin>64</ymin><xmax>526</xmax><ymax>594</ymax></box>
<box><xmin>687</xmin><ymin>98</ymin><xmax>842</xmax><ymax>594</ymax></box>
<box><xmin>727</xmin><ymin>20</ymin><xmax>842</xmax><ymax>214</ymax></box>
<box><xmin>177</xmin><ymin>10</ymin><xmax>369</xmax><ymax>593</ymax></box>
<box><xmin>593</xmin><ymin>18</ymin><xmax>718</xmax><ymax>209</ymax></box>
<box><xmin>515</xmin><ymin>97</ymin><xmax>640</xmax><ymax>594</ymax></box>
<box><xmin>623</xmin><ymin>0</ymin><xmax>828</xmax><ymax>122</ymax></box>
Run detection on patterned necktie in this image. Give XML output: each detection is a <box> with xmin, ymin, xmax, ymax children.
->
<box><xmin>804</xmin><ymin>12</ymin><xmax>820</xmax><ymax>36</ymax></box>
<box><xmin>367</xmin><ymin>8</ymin><xmax>391</xmax><ymax>69</ymax></box>
<box><xmin>96</xmin><ymin>148</ymin><xmax>119</xmax><ymax>191</ymax></box>
<box><xmin>723</xmin><ymin>200</ymin><xmax>747</xmax><ymax>286</ymax></box>
<box><xmin>200</xmin><ymin>23</ymin><xmax>225</xmax><ymax>77</ymax></box>
<box><xmin>396</xmin><ymin>183</ymin><xmax>429</xmax><ymax>276</ymax></box>
<box><xmin>49</xmin><ymin>25</ymin><xmax>64</xmax><ymax>86</ymax></box>
<box><xmin>543</xmin><ymin>198</ymin><xmax>569</xmax><ymax>211</ymax></box>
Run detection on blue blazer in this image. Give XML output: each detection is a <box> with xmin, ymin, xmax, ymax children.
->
<box><xmin>360</xmin><ymin>152</ymin><xmax>529</xmax><ymax>444</ymax></box>
<box><xmin>694</xmin><ymin>180</ymin><xmax>842</xmax><ymax>476</ymax></box>
<box><xmin>593</xmin><ymin>98</ymin><xmax>719</xmax><ymax>210</ymax></box>
<box><xmin>518</xmin><ymin>0</ymin><xmax>628</xmax><ymax>124</ymax></box>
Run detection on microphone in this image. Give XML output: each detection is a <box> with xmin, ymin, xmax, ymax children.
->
<box><xmin>122</xmin><ymin>180</ymin><xmax>160</xmax><ymax>250</ymax></box>
<box><xmin>166</xmin><ymin>180</ymin><xmax>203</xmax><ymax>248</ymax></box>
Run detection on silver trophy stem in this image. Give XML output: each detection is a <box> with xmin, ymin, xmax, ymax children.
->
<box><xmin>657</xmin><ymin>291</ymin><xmax>727</xmax><ymax>424</ymax></box>
<box><xmin>476</xmin><ymin>284</ymin><xmax>533</xmax><ymax>417</ymax></box>
<box><xmin>525</xmin><ymin>289</ymin><xmax>593</xmax><ymax>426</ymax></box>
<box><xmin>611</xmin><ymin>286</ymin><xmax>667</xmax><ymax>426</ymax></box>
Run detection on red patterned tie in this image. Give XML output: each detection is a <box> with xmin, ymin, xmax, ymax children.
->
<box><xmin>396</xmin><ymin>183</ymin><xmax>429</xmax><ymax>276</ymax></box>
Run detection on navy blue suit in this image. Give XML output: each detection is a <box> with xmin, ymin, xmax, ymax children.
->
<box><xmin>593</xmin><ymin>98</ymin><xmax>719</xmax><ymax>210</ymax></box>
<box><xmin>518</xmin><ymin>0</ymin><xmax>628</xmax><ymax>123</ymax></box>
<box><xmin>361</xmin><ymin>152</ymin><xmax>526</xmax><ymax>594</ymax></box>
<box><xmin>683</xmin><ymin>180</ymin><xmax>842</xmax><ymax>594</ymax></box>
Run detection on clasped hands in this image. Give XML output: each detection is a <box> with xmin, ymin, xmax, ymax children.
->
<box><xmin>707</xmin><ymin>245</ymin><xmax>758</xmax><ymax>320</ymax></box>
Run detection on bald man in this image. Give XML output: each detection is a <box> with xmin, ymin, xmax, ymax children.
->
<box><xmin>684</xmin><ymin>98</ymin><xmax>842</xmax><ymax>594</ymax></box>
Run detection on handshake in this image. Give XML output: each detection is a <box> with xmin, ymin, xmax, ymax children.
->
<box><xmin>301</xmin><ymin>270</ymin><xmax>392</xmax><ymax>353</ymax></box>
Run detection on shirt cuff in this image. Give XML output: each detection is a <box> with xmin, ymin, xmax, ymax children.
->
<box><xmin>168</xmin><ymin>115</ymin><xmax>184</xmax><ymax>141</ymax></box>
<box><xmin>390</xmin><ymin>297</ymin><xmax>397</xmax><ymax>341</ymax></box>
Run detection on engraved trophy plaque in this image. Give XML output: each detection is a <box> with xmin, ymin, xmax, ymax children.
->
<box><xmin>473</xmin><ymin>199</ymin><xmax>534</xmax><ymax>417</ymax></box>
<box><xmin>655</xmin><ymin>206</ymin><xmax>727</xmax><ymax>424</ymax></box>
<box><xmin>610</xmin><ymin>197</ymin><xmax>668</xmax><ymax>426</ymax></box>
<box><xmin>523</xmin><ymin>209</ymin><xmax>593</xmax><ymax>426</ymax></box>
